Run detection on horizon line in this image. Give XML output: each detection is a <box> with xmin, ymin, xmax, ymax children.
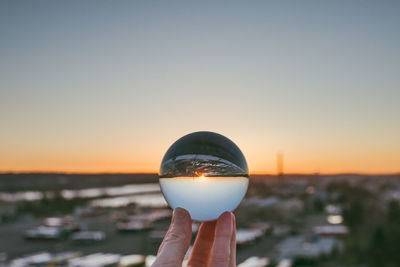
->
<box><xmin>0</xmin><ymin>170</ymin><xmax>399</xmax><ymax>176</ymax></box>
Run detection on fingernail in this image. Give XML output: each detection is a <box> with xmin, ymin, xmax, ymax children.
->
<box><xmin>174</xmin><ymin>207</ymin><xmax>188</xmax><ymax>222</ymax></box>
<box><xmin>220</xmin><ymin>211</ymin><xmax>233</xmax><ymax>220</ymax></box>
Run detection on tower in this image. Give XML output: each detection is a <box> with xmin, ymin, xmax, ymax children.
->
<box><xmin>277</xmin><ymin>152</ymin><xmax>284</xmax><ymax>176</ymax></box>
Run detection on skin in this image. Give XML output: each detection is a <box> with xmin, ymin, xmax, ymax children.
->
<box><xmin>152</xmin><ymin>208</ymin><xmax>236</xmax><ymax>267</ymax></box>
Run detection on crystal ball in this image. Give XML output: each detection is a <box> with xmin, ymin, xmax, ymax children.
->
<box><xmin>159</xmin><ymin>131</ymin><xmax>249</xmax><ymax>221</ymax></box>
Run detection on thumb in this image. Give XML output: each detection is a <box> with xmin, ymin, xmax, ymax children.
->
<box><xmin>153</xmin><ymin>208</ymin><xmax>192</xmax><ymax>267</ymax></box>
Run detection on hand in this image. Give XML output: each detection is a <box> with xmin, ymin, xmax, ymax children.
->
<box><xmin>152</xmin><ymin>208</ymin><xmax>236</xmax><ymax>267</ymax></box>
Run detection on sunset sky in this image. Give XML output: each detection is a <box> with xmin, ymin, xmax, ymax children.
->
<box><xmin>1</xmin><ymin>1</ymin><xmax>399</xmax><ymax>174</ymax></box>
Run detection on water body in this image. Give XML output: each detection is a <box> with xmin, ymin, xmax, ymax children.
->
<box><xmin>0</xmin><ymin>183</ymin><xmax>161</xmax><ymax>202</ymax></box>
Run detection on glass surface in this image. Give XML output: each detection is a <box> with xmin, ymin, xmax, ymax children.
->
<box><xmin>159</xmin><ymin>131</ymin><xmax>249</xmax><ymax>221</ymax></box>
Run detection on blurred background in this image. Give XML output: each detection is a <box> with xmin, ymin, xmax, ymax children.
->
<box><xmin>0</xmin><ymin>1</ymin><xmax>399</xmax><ymax>266</ymax></box>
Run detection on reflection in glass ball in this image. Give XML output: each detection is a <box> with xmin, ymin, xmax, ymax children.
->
<box><xmin>159</xmin><ymin>131</ymin><xmax>249</xmax><ymax>221</ymax></box>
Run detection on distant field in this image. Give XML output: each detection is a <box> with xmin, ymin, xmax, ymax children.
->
<box><xmin>1</xmin><ymin>173</ymin><xmax>398</xmax><ymax>192</ymax></box>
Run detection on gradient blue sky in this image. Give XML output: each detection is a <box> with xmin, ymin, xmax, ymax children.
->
<box><xmin>1</xmin><ymin>1</ymin><xmax>399</xmax><ymax>173</ymax></box>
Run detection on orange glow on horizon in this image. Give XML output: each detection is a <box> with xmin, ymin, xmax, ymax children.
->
<box><xmin>1</xmin><ymin>134</ymin><xmax>399</xmax><ymax>175</ymax></box>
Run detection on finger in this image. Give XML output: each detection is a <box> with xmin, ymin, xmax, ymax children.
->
<box><xmin>152</xmin><ymin>208</ymin><xmax>192</xmax><ymax>267</ymax></box>
<box><xmin>229</xmin><ymin>214</ymin><xmax>236</xmax><ymax>267</ymax></box>
<box><xmin>209</xmin><ymin>212</ymin><xmax>234</xmax><ymax>267</ymax></box>
<box><xmin>187</xmin><ymin>220</ymin><xmax>217</xmax><ymax>267</ymax></box>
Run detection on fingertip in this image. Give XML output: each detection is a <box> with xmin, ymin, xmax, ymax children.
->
<box><xmin>218</xmin><ymin>211</ymin><xmax>234</xmax><ymax>223</ymax></box>
<box><xmin>174</xmin><ymin>207</ymin><xmax>191</xmax><ymax>221</ymax></box>
<box><xmin>215</xmin><ymin>211</ymin><xmax>234</xmax><ymax>237</ymax></box>
<box><xmin>172</xmin><ymin>208</ymin><xmax>192</xmax><ymax>238</ymax></box>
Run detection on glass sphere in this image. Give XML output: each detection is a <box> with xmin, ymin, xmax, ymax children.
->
<box><xmin>159</xmin><ymin>131</ymin><xmax>249</xmax><ymax>221</ymax></box>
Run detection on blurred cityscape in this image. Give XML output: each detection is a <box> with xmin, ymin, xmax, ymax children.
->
<box><xmin>0</xmin><ymin>173</ymin><xmax>400</xmax><ymax>267</ymax></box>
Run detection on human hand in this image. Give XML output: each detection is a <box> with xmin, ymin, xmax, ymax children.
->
<box><xmin>152</xmin><ymin>208</ymin><xmax>236</xmax><ymax>267</ymax></box>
